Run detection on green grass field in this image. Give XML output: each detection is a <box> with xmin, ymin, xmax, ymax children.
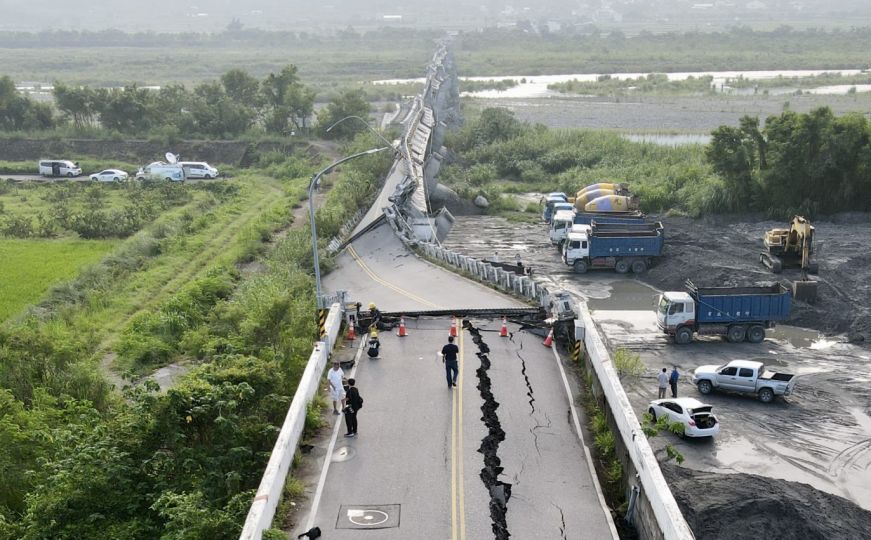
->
<box><xmin>0</xmin><ymin>238</ymin><xmax>117</xmax><ymax>321</ymax></box>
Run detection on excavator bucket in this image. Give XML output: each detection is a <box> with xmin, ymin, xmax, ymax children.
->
<box><xmin>792</xmin><ymin>279</ymin><xmax>818</xmax><ymax>303</ymax></box>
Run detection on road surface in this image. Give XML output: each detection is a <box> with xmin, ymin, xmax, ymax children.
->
<box><xmin>295</xmin><ymin>223</ymin><xmax>616</xmax><ymax>539</ymax></box>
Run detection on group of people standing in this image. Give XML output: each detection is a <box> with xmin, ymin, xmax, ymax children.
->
<box><xmin>657</xmin><ymin>366</ymin><xmax>680</xmax><ymax>399</ymax></box>
<box><xmin>328</xmin><ymin>361</ymin><xmax>363</xmax><ymax>437</ymax></box>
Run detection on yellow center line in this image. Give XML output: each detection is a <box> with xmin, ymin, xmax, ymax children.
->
<box><xmin>458</xmin><ymin>330</ymin><xmax>467</xmax><ymax>540</ymax></box>
<box><xmin>347</xmin><ymin>245</ymin><xmax>440</xmax><ymax>309</ymax></box>
<box><xmin>451</xmin><ymin>374</ymin><xmax>458</xmax><ymax>540</ymax></box>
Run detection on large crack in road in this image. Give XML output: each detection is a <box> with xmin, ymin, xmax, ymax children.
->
<box><xmin>466</xmin><ymin>320</ymin><xmax>513</xmax><ymax>539</ymax></box>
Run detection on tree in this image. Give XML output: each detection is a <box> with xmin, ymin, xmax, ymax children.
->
<box><xmin>0</xmin><ymin>76</ymin><xmax>54</xmax><ymax>130</ymax></box>
<box><xmin>705</xmin><ymin>123</ymin><xmax>758</xmax><ymax>210</ymax></box>
<box><xmin>190</xmin><ymin>82</ymin><xmax>254</xmax><ymax>137</ymax></box>
<box><xmin>316</xmin><ymin>89</ymin><xmax>371</xmax><ymax>139</ymax></box>
<box><xmin>97</xmin><ymin>85</ymin><xmax>155</xmax><ymax>133</ymax></box>
<box><xmin>221</xmin><ymin>69</ymin><xmax>260</xmax><ymax>105</ymax></box>
<box><xmin>53</xmin><ymin>82</ymin><xmax>98</xmax><ymax>127</ymax></box>
<box><xmin>261</xmin><ymin>65</ymin><xmax>315</xmax><ymax>134</ymax></box>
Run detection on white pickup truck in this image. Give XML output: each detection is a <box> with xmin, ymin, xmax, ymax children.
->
<box><xmin>692</xmin><ymin>359</ymin><xmax>796</xmax><ymax>403</ymax></box>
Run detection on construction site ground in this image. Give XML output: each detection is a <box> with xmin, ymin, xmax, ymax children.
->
<box><xmin>443</xmin><ymin>211</ymin><xmax>871</xmax><ymax>539</ymax></box>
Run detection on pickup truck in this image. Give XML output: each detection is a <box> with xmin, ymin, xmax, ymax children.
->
<box><xmin>692</xmin><ymin>359</ymin><xmax>796</xmax><ymax>403</ymax></box>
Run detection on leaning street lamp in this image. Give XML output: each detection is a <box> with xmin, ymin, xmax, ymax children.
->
<box><xmin>325</xmin><ymin>115</ymin><xmax>397</xmax><ymax>150</ymax></box>
<box><xmin>309</xmin><ymin>146</ymin><xmax>390</xmax><ymax>307</ymax></box>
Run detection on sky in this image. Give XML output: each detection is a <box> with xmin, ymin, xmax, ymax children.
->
<box><xmin>1</xmin><ymin>0</ymin><xmax>870</xmax><ymax>32</ymax></box>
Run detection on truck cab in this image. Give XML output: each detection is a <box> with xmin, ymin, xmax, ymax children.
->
<box><xmin>656</xmin><ymin>292</ymin><xmax>695</xmax><ymax>336</ymax></box>
<box><xmin>562</xmin><ymin>225</ymin><xmax>592</xmax><ymax>269</ymax></box>
<box><xmin>549</xmin><ymin>209</ymin><xmax>577</xmax><ymax>246</ymax></box>
<box><xmin>542</xmin><ymin>193</ymin><xmax>568</xmax><ymax>223</ymax></box>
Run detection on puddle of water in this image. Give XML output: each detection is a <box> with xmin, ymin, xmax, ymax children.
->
<box><xmin>622</xmin><ymin>133</ymin><xmax>712</xmax><ymax>146</ymax></box>
<box><xmin>769</xmin><ymin>326</ymin><xmax>851</xmax><ymax>350</ymax></box>
<box><xmin>586</xmin><ymin>279</ymin><xmax>660</xmax><ymax>310</ymax></box>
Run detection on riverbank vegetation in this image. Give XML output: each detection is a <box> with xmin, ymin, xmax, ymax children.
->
<box><xmin>442</xmin><ymin>106</ymin><xmax>871</xmax><ymax>219</ymax></box>
<box><xmin>549</xmin><ymin>71</ymin><xmax>871</xmax><ymax>98</ymax></box>
<box><xmin>0</xmin><ymin>139</ymin><xmax>389</xmax><ymax>538</ymax></box>
<box><xmin>3</xmin><ymin>26</ymin><xmax>871</xmax><ymax>90</ymax></box>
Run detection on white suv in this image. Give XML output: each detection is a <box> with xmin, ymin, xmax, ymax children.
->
<box><xmin>180</xmin><ymin>162</ymin><xmax>219</xmax><ymax>179</ymax></box>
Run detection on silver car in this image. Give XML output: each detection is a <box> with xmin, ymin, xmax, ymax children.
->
<box><xmin>89</xmin><ymin>169</ymin><xmax>129</xmax><ymax>182</ymax></box>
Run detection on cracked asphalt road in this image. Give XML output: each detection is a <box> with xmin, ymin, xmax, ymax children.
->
<box><xmin>295</xmin><ymin>227</ymin><xmax>615</xmax><ymax>539</ymax></box>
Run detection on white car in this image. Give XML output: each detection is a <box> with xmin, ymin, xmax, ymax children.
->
<box><xmin>647</xmin><ymin>397</ymin><xmax>720</xmax><ymax>438</ymax></box>
<box><xmin>89</xmin><ymin>169</ymin><xmax>129</xmax><ymax>182</ymax></box>
<box><xmin>180</xmin><ymin>161</ymin><xmax>219</xmax><ymax>179</ymax></box>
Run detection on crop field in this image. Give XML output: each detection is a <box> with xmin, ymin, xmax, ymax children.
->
<box><xmin>0</xmin><ymin>238</ymin><xmax>116</xmax><ymax>321</ymax></box>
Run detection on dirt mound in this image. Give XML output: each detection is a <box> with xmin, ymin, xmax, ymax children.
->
<box><xmin>642</xmin><ymin>214</ymin><xmax>871</xmax><ymax>345</ymax></box>
<box><xmin>662</xmin><ymin>464</ymin><xmax>871</xmax><ymax>540</ymax></box>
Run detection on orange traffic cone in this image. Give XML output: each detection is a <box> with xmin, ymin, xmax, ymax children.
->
<box><xmin>397</xmin><ymin>316</ymin><xmax>408</xmax><ymax>337</ymax></box>
<box><xmin>500</xmin><ymin>317</ymin><xmax>509</xmax><ymax>338</ymax></box>
<box><xmin>543</xmin><ymin>328</ymin><xmax>554</xmax><ymax>348</ymax></box>
<box><xmin>450</xmin><ymin>316</ymin><xmax>458</xmax><ymax>337</ymax></box>
<box><xmin>346</xmin><ymin>324</ymin><xmax>356</xmax><ymax>341</ymax></box>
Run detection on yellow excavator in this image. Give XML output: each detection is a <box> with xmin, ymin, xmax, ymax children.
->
<box><xmin>760</xmin><ymin>216</ymin><xmax>818</xmax><ymax>302</ymax></box>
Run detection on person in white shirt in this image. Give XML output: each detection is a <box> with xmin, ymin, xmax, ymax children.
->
<box><xmin>657</xmin><ymin>367</ymin><xmax>669</xmax><ymax>399</ymax></box>
<box><xmin>328</xmin><ymin>361</ymin><xmax>346</xmax><ymax>415</ymax></box>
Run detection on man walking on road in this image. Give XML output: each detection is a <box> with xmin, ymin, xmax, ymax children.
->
<box><xmin>343</xmin><ymin>378</ymin><xmax>363</xmax><ymax>437</ymax></box>
<box><xmin>441</xmin><ymin>335</ymin><xmax>460</xmax><ymax>389</ymax></box>
<box><xmin>657</xmin><ymin>367</ymin><xmax>669</xmax><ymax>399</ymax></box>
<box><xmin>328</xmin><ymin>361</ymin><xmax>345</xmax><ymax>415</ymax></box>
<box><xmin>669</xmin><ymin>366</ymin><xmax>680</xmax><ymax>398</ymax></box>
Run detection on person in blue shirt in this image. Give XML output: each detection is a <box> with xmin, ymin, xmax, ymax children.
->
<box><xmin>669</xmin><ymin>366</ymin><xmax>680</xmax><ymax>398</ymax></box>
<box><xmin>441</xmin><ymin>336</ymin><xmax>460</xmax><ymax>389</ymax></box>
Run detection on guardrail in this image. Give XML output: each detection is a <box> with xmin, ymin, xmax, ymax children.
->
<box><xmin>579</xmin><ymin>307</ymin><xmax>696</xmax><ymax>539</ymax></box>
<box><xmin>240</xmin><ymin>302</ymin><xmax>344</xmax><ymax>540</ymax></box>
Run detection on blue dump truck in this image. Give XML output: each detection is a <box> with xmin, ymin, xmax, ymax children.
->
<box><xmin>542</xmin><ymin>193</ymin><xmax>569</xmax><ymax>223</ymax></box>
<box><xmin>550</xmin><ymin>209</ymin><xmax>649</xmax><ymax>245</ymax></box>
<box><xmin>562</xmin><ymin>220</ymin><xmax>665</xmax><ymax>273</ymax></box>
<box><xmin>656</xmin><ymin>282</ymin><xmax>792</xmax><ymax>344</ymax></box>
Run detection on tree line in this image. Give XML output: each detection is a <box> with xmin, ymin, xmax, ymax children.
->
<box><xmin>0</xmin><ymin>67</ymin><xmax>372</xmax><ymax>139</ymax></box>
<box><xmin>706</xmin><ymin>107</ymin><xmax>871</xmax><ymax>216</ymax></box>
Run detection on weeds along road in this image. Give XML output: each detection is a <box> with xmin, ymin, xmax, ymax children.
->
<box><xmin>95</xmin><ymin>178</ymin><xmax>287</xmax><ymax>385</ymax></box>
<box><xmin>443</xmin><ymin>214</ymin><xmax>871</xmax><ymax>513</ymax></box>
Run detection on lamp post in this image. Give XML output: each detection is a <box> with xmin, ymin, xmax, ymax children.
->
<box><xmin>309</xmin><ymin>146</ymin><xmax>389</xmax><ymax>307</ymax></box>
<box><xmin>325</xmin><ymin>115</ymin><xmax>397</xmax><ymax>148</ymax></box>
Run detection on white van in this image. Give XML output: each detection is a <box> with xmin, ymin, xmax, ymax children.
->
<box><xmin>38</xmin><ymin>159</ymin><xmax>82</xmax><ymax>177</ymax></box>
<box><xmin>180</xmin><ymin>161</ymin><xmax>219</xmax><ymax>179</ymax></box>
<box><xmin>135</xmin><ymin>162</ymin><xmax>185</xmax><ymax>182</ymax></box>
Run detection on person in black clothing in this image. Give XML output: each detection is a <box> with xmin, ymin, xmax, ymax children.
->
<box><xmin>441</xmin><ymin>335</ymin><xmax>459</xmax><ymax>389</ymax></box>
<box><xmin>343</xmin><ymin>378</ymin><xmax>363</xmax><ymax>437</ymax></box>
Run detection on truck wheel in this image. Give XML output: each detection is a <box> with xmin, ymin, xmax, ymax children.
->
<box><xmin>573</xmin><ymin>260</ymin><xmax>588</xmax><ymax>274</ymax></box>
<box><xmin>727</xmin><ymin>325</ymin><xmax>746</xmax><ymax>343</ymax></box>
<box><xmin>747</xmin><ymin>325</ymin><xmax>765</xmax><ymax>343</ymax></box>
<box><xmin>697</xmin><ymin>380</ymin><xmax>713</xmax><ymax>395</ymax></box>
<box><xmin>631</xmin><ymin>260</ymin><xmax>647</xmax><ymax>273</ymax></box>
<box><xmin>758</xmin><ymin>387</ymin><xmax>774</xmax><ymax>403</ymax></box>
<box><xmin>615</xmin><ymin>260</ymin><xmax>629</xmax><ymax>274</ymax></box>
<box><xmin>674</xmin><ymin>327</ymin><xmax>693</xmax><ymax>345</ymax></box>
